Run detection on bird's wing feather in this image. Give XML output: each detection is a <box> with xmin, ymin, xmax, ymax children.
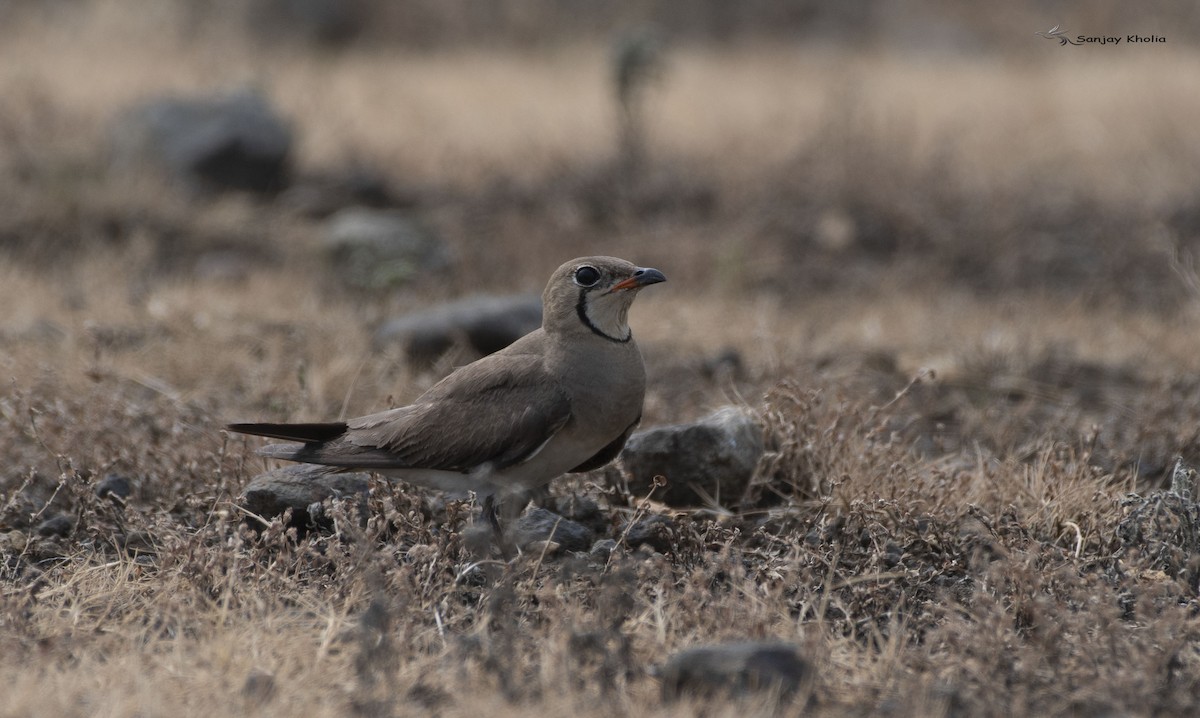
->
<box><xmin>256</xmin><ymin>441</ymin><xmax>430</xmax><ymax>469</ymax></box>
<box><xmin>338</xmin><ymin>351</ymin><xmax>571</xmax><ymax>472</ymax></box>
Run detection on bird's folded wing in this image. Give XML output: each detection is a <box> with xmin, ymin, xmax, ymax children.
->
<box><xmin>342</xmin><ymin>354</ymin><xmax>572</xmax><ymax>472</ymax></box>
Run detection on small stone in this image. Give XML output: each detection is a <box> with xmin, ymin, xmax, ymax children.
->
<box><xmin>118</xmin><ymin>531</ymin><xmax>156</xmax><ymax>556</ymax></box>
<box><xmin>239</xmin><ymin>465</ymin><xmax>370</xmax><ymax>527</ymax></box>
<box><xmin>635</xmin><ymin>544</ymin><xmax>665</xmax><ymax>562</ymax></box>
<box><xmin>36</xmin><ymin>514</ymin><xmax>73</xmax><ymax>538</ymax></box>
<box><xmin>883</xmin><ymin>541</ymin><xmax>904</xmax><ymax>567</ymax></box>
<box><xmin>0</xmin><ymin>530</ymin><xmax>28</xmax><ymax>553</ymax></box>
<box><xmin>543</xmin><ymin>493</ymin><xmax>608</xmax><ymax>534</ymax></box>
<box><xmin>551</xmin><ymin>493</ymin><xmax>601</xmax><ymax>520</ymax></box>
<box><xmin>512</xmin><ymin>508</ymin><xmax>594</xmax><ymax>553</ymax></box>
<box><xmin>323</xmin><ymin>208</ymin><xmax>451</xmax><ymax>290</ymax></box>
<box><xmin>657</xmin><ymin>642</ymin><xmax>811</xmax><ymax>701</ymax></box>
<box><xmin>406</xmin><ymin>682</ymin><xmax>451</xmax><ymax>711</ymax></box>
<box><xmin>612</xmin><ymin>407</ymin><xmax>765</xmax><ymax>508</ymax></box>
<box><xmin>624</xmin><ymin>514</ymin><xmax>676</xmax><ymax>554</ymax></box>
<box><xmin>242</xmin><ymin>670</ymin><xmax>277</xmax><ymax>704</ymax></box>
<box><xmin>96</xmin><ymin>473</ymin><xmax>133</xmax><ymax>501</ymax></box>
<box><xmin>111</xmin><ymin>89</ymin><xmax>292</xmax><ymax>193</ymax></box>
<box><xmin>589</xmin><ymin>538</ymin><xmax>619</xmax><ymax>558</ymax></box>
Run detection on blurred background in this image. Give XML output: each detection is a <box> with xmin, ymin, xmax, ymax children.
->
<box><xmin>2</xmin><ymin>0</ymin><xmax>1198</xmax><ymax>299</ymax></box>
<box><xmin>2</xmin><ymin>0</ymin><xmax>1200</xmax><ymax>432</ymax></box>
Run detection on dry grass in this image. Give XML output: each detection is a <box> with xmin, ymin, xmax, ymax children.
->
<box><xmin>5</xmin><ymin>5</ymin><xmax>1200</xmax><ymax>716</ymax></box>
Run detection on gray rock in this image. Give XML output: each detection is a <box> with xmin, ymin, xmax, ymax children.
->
<box><xmin>0</xmin><ymin>530</ymin><xmax>28</xmax><ymax>554</ymax></box>
<box><xmin>239</xmin><ymin>464</ymin><xmax>370</xmax><ymax>526</ymax></box>
<box><xmin>111</xmin><ymin>89</ymin><xmax>292</xmax><ymax>193</ymax></box>
<box><xmin>657</xmin><ymin>642</ymin><xmax>810</xmax><ymax>701</ymax></box>
<box><xmin>542</xmin><ymin>493</ymin><xmax>607</xmax><ymax>534</ymax></box>
<box><xmin>589</xmin><ymin>538</ymin><xmax>619</xmax><ymax>558</ymax></box>
<box><xmin>513</xmin><ymin>508</ymin><xmax>594</xmax><ymax>553</ymax></box>
<box><xmin>373</xmin><ymin>294</ymin><xmax>542</xmax><ymax>365</ymax></box>
<box><xmin>36</xmin><ymin>514</ymin><xmax>73</xmax><ymax>538</ymax></box>
<box><xmin>623</xmin><ymin>514</ymin><xmax>676</xmax><ymax>553</ymax></box>
<box><xmin>614</xmin><ymin>407</ymin><xmax>764</xmax><ymax>508</ymax></box>
<box><xmin>117</xmin><ymin>531</ymin><xmax>156</xmax><ymax>556</ymax></box>
<box><xmin>96</xmin><ymin>473</ymin><xmax>133</xmax><ymax>501</ymax></box>
<box><xmin>323</xmin><ymin>208</ymin><xmax>451</xmax><ymax>290</ymax></box>
<box><xmin>242</xmin><ymin>670</ymin><xmax>277</xmax><ymax>704</ymax></box>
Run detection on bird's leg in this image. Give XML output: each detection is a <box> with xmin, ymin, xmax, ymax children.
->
<box><xmin>482</xmin><ymin>494</ymin><xmax>516</xmax><ymax>561</ymax></box>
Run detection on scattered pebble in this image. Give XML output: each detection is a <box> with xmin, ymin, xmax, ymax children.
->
<box><xmin>242</xmin><ymin>670</ymin><xmax>277</xmax><ymax>704</ymax></box>
<box><xmin>0</xmin><ymin>530</ymin><xmax>28</xmax><ymax>553</ymax></box>
<box><xmin>111</xmin><ymin>89</ymin><xmax>292</xmax><ymax>193</ymax></box>
<box><xmin>323</xmin><ymin>208</ymin><xmax>451</xmax><ymax>290</ymax></box>
<box><xmin>623</xmin><ymin>514</ymin><xmax>676</xmax><ymax>554</ymax></box>
<box><xmin>35</xmin><ymin>514</ymin><xmax>73</xmax><ymax>538</ymax></box>
<box><xmin>589</xmin><ymin>538</ymin><xmax>619</xmax><ymax>558</ymax></box>
<box><xmin>513</xmin><ymin>508</ymin><xmax>594</xmax><ymax>553</ymax></box>
<box><xmin>96</xmin><ymin>473</ymin><xmax>133</xmax><ymax>501</ymax></box>
<box><xmin>657</xmin><ymin>642</ymin><xmax>811</xmax><ymax>701</ymax></box>
<box><xmin>614</xmin><ymin>406</ymin><xmax>765</xmax><ymax>508</ymax></box>
<box><xmin>239</xmin><ymin>465</ymin><xmax>370</xmax><ymax>527</ymax></box>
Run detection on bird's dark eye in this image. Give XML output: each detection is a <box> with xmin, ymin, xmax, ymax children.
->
<box><xmin>574</xmin><ymin>265</ymin><xmax>601</xmax><ymax>287</ymax></box>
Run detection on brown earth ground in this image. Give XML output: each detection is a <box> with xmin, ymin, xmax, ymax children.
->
<box><xmin>5</xmin><ymin>5</ymin><xmax>1200</xmax><ymax>716</ymax></box>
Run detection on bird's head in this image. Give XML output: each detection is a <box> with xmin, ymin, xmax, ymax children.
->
<box><xmin>543</xmin><ymin>256</ymin><xmax>666</xmax><ymax>342</ymax></box>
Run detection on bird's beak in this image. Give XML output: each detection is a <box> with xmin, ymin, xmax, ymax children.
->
<box><xmin>608</xmin><ymin>267</ymin><xmax>667</xmax><ymax>293</ymax></box>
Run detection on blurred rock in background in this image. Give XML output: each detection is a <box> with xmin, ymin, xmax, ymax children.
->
<box><xmin>322</xmin><ymin>208</ymin><xmax>451</xmax><ymax>290</ymax></box>
<box><xmin>110</xmin><ymin>89</ymin><xmax>293</xmax><ymax>195</ymax></box>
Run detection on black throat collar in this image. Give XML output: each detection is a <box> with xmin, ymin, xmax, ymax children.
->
<box><xmin>576</xmin><ymin>289</ymin><xmax>632</xmax><ymax>343</ymax></box>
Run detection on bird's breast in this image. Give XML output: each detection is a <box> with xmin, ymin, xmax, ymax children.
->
<box><xmin>501</xmin><ymin>337</ymin><xmax>646</xmax><ymax>489</ymax></box>
<box><xmin>561</xmin><ymin>338</ymin><xmax>646</xmax><ymax>435</ymax></box>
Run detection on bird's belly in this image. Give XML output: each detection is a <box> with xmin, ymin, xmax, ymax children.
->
<box><xmin>500</xmin><ymin>421</ymin><xmax>620</xmax><ymax>487</ymax></box>
<box><xmin>378</xmin><ymin>467</ymin><xmax>493</xmax><ymax>494</ymax></box>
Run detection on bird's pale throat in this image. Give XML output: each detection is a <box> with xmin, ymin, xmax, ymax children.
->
<box><xmin>577</xmin><ymin>290</ymin><xmax>632</xmax><ymax>342</ymax></box>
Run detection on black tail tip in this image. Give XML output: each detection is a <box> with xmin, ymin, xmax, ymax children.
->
<box><xmin>224</xmin><ymin>421</ymin><xmax>350</xmax><ymax>443</ymax></box>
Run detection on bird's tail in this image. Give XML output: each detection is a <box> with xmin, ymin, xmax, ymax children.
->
<box><xmin>228</xmin><ymin>421</ymin><xmax>414</xmax><ymax>470</ymax></box>
<box><xmin>226</xmin><ymin>422</ymin><xmax>348</xmax><ymax>443</ymax></box>
<box><xmin>253</xmin><ymin>442</ymin><xmax>321</xmax><ymax>462</ymax></box>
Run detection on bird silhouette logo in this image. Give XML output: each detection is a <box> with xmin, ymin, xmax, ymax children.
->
<box><xmin>1036</xmin><ymin>25</ymin><xmax>1082</xmax><ymax>46</ymax></box>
